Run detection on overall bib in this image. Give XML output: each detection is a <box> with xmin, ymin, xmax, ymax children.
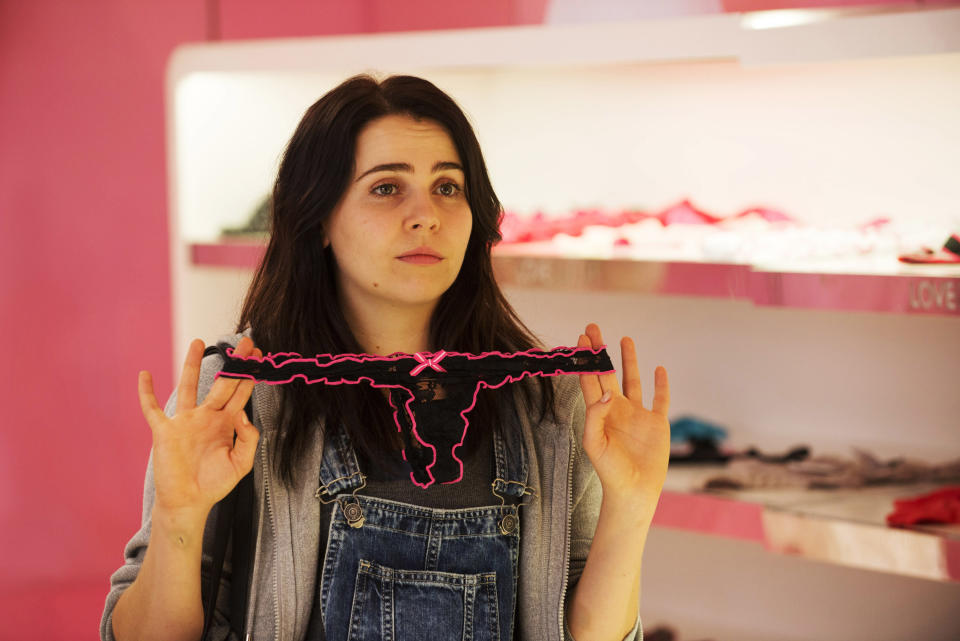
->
<box><xmin>315</xmin><ymin>423</ymin><xmax>532</xmax><ymax>641</ymax></box>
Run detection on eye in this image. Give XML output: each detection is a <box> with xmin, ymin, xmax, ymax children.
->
<box><xmin>372</xmin><ymin>183</ymin><xmax>398</xmax><ymax>197</ymax></box>
<box><xmin>436</xmin><ymin>182</ymin><xmax>463</xmax><ymax>197</ymax></box>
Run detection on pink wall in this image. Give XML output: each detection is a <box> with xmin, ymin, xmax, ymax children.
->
<box><xmin>218</xmin><ymin>0</ymin><xmax>548</xmax><ymax>38</ymax></box>
<box><xmin>0</xmin><ymin>1</ymin><xmax>547</xmax><ymax>639</ymax></box>
<box><xmin>0</xmin><ymin>1</ymin><xmax>203</xmax><ymax>637</ymax></box>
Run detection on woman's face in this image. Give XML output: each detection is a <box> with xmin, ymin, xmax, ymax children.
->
<box><xmin>325</xmin><ymin>114</ymin><xmax>473</xmax><ymax>319</ymax></box>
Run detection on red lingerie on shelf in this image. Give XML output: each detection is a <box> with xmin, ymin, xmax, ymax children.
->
<box><xmin>886</xmin><ymin>486</ymin><xmax>960</xmax><ymax>526</ymax></box>
<box><xmin>499</xmin><ymin>199</ymin><xmax>795</xmax><ymax>245</ymax></box>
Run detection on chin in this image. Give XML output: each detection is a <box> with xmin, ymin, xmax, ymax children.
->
<box><xmin>388</xmin><ymin>284</ymin><xmax>453</xmax><ymax>308</ymax></box>
<box><xmin>394</xmin><ymin>293</ymin><xmax>447</xmax><ymax>308</ymax></box>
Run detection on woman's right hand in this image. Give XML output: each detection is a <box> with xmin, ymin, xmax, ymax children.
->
<box><xmin>138</xmin><ymin>335</ymin><xmax>263</xmax><ymax>517</ymax></box>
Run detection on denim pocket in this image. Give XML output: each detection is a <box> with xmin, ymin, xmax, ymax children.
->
<box><xmin>346</xmin><ymin>559</ymin><xmax>501</xmax><ymax>641</ymax></box>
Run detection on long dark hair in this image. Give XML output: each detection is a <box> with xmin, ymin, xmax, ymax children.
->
<box><xmin>233</xmin><ymin>74</ymin><xmax>555</xmax><ymax>489</ymax></box>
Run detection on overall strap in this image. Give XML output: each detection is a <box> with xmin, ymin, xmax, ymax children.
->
<box><xmin>316</xmin><ymin>425</ymin><xmax>366</xmax><ymax>500</ymax></box>
<box><xmin>311</xmin><ymin>424</ymin><xmax>365</xmax><ymax>641</ymax></box>
<box><xmin>491</xmin><ymin>403</ymin><xmax>534</xmax><ymax>504</ymax></box>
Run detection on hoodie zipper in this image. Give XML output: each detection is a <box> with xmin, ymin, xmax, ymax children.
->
<box><xmin>558</xmin><ymin>432</ymin><xmax>574</xmax><ymax>641</ymax></box>
<box><xmin>555</xmin><ymin>434</ymin><xmax>644</xmax><ymax>641</ymax></box>
<box><xmin>244</xmin><ymin>454</ymin><xmax>266</xmax><ymax>641</ymax></box>
<box><xmin>238</xmin><ymin>337</ymin><xmax>281</xmax><ymax>641</ymax></box>
<box><xmin>263</xmin><ymin>432</ymin><xmax>282</xmax><ymax>641</ymax></box>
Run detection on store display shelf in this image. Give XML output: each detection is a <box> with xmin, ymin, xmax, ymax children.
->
<box><xmin>656</xmin><ymin>466</ymin><xmax>960</xmax><ymax>583</ymax></box>
<box><xmin>189</xmin><ymin>240</ymin><xmax>960</xmax><ymax>317</ymax></box>
<box><xmin>190</xmin><ymin>238</ymin><xmax>266</xmax><ymax>268</ymax></box>
<box><xmin>492</xmin><ymin>243</ymin><xmax>960</xmax><ymax>316</ymax></box>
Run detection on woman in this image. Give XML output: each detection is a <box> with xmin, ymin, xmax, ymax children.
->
<box><xmin>101</xmin><ymin>74</ymin><xmax>670</xmax><ymax>641</ymax></box>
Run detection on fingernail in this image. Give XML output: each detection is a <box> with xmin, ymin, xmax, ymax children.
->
<box><xmin>600</xmin><ymin>391</ymin><xmax>612</xmax><ymax>403</ymax></box>
<box><xmin>242</xmin><ymin>412</ymin><xmax>249</xmax><ymax>424</ymax></box>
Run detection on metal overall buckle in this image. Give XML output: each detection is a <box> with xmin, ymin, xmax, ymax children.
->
<box><xmin>315</xmin><ymin>473</ymin><xmax>368</xmax><ymax>529</ymax></box>
<box><xmin>491</xmin><ymin>478</ymin><xmax>536</xmax><ymax>536</ymax></box>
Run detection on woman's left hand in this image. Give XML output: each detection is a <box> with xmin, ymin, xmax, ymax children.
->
<box><xmin>577</xmin><ymin>323</ymin><xmax>671</xmax><ymax>514</ymax></box>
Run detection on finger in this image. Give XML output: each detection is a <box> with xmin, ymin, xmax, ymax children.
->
<box><xmin>230</xmin><ymin>404</ymin><xmax>260</xmax><ymax>475</ymax></box>
<box><xmin>224</xmin><ymin>379</ymin><xmax>256</xmax><ymax>416</ymax></box>
<box><xmin>138</xmin><ymin>370</ymin><xmax>165</xmax><ymax>432</ymax></box>
<box><xmin>584</xmin><ymin>323</ymin><xmax>620</xmax><ymax>396</ymax></box>
<box><xmin>651</xmin><ymin>366</ymin><xmax>670</xmax><ymax>417</ymax></box>
<box><xmin>620</xmin><ymin>336</ymin><xmax>643</xmax><ymax>405</ymax></box>
<box><xmin>176</xmin><ymin>338</ymin><xmax>204</xmax><ymax>413</ymax></box>
<box><xmin>577</xmin><ymin>333</ymin><xmax>602</xmax><ymax>405</ymax></box>
<box><xmin>582</xmin><ymin>390</ymin><xmax>614</xmax><ymax>462</ymax></box>
<box><xmin>204</xmin><ymin>336</ymin><xmax>254</xmax><ymax>410</ymax></box>
<box><xmin>223</xmin><ymin>347</ymin><xmax>262</xmax><ymax>415</ymax></box>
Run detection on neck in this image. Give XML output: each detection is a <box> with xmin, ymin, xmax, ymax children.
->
<box><xmin>342</xmin><ymin>297</ymin><xmax>435</xmax><ymax>356</ymax></box>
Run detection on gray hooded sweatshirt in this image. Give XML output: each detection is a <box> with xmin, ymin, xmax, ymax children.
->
<box><xmin>100</xmin><ymin>329</ymin><xmax>642</xmax><ymax>641</ymax></box>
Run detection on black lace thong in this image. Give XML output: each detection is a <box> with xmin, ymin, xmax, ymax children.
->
<box><xmin>213</xmin><ymin>345</ymin><xmax>614</xmax><ymax>488</ymax></box>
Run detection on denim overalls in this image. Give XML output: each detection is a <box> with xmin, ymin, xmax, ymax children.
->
<box><xmin>314</xmin><ymin>421</ymin><xmax>533</xmax><ymax>641</ymax></box>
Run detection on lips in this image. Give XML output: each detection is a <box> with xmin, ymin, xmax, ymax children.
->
<box><xmin>397</xmin><ymin>246</ymin><xmax>443</xmax><ymax>264</ymax></box>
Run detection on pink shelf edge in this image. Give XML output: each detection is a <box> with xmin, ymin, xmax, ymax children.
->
<box><xmin>946</xmin><ymin>537</ymin><xmax>960</xmax><ymax>581</ymax></box>
<box><xmin>190</xmin><ymin>242</ymin><xmax>960</xmax><ymax>317</ymax></box>
<box><xmin>652</xmin><ymin>490</ymin><xmax>767</xmax><ymax>542</ymax></box>
<box><xmin>750</xmin><ymin>270</ymin><xmax>959</xmax><ymax>316</ymax></box>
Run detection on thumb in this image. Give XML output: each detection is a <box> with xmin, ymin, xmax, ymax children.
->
<box><xmin>582</xmin><ymin>390</ymin><xmax>613</xmax><ymax>462</ymax></box>
<box><xmin>230</xmin><ymin>409</ymin><xmax>260</xmax><ymax>475</ymax></box>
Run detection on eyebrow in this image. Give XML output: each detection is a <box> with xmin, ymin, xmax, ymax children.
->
<box><xmin>355</xmin><ymin>161</ymin><xmax>464</xmax><ymax>182</ymax></box>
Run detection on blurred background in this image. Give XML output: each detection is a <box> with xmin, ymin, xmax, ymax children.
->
<box><xmin>2</xmin><ymin>1</ymin><xmax>959</xmax><ymax>639</ymax></box>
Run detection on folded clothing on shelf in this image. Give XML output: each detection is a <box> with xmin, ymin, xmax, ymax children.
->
<box><xmin>739</xmin><ymin>445</ymin><xmax>810</xmax><ymax>464</ymax></box>
<box><xmin>703</xmin><ymin>456</ymin><xmax>858</xmax><ymax>490</ymax></box>
<box><xmin>701</xmin><ymin>448</ymin><xmax>960</xmax><ymax>491</ymax></box>
<box><xmin>670</xmin><ymin>437</ymin><xmax>731</xmax><ymax>465</ymax></box>
<box><xmin>670</xmin><ymin>416</ymin><xmax>728</xmax><ymax>443</ymax></box>
<box><xmin>644</xmin><ymin>626</ymin><xmax>717</xmax><ymax>641</ymax></box>
<box><xmin>669</xmin><ymin>416</ymin><xmax>731</xmax><ymax>464</ymax></box>
<box><xmin>898</xmin><ymin>233</ymin><xmax>960</xmax><ymax>264</ymax></box>
<box><xmin>886</xmin><ymin>486</ymin><xmax>960</xmax><ymax>526</ymax></box>
<box><xmin>669</xmin><ymin>416</ymin><xmax>813</xmax><ymax>466</ymax></box>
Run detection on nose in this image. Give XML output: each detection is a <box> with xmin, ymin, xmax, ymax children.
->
<box><xmin>408</xmin><ymin>219</ymin><xmax>438</xmax><ymax>231</ymax></box>
<box><xmin>405</xmin><ymin>191</ymin><xmax>440</xmax><ymax>232</ymax></box>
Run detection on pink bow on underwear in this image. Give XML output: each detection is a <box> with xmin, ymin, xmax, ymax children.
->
<box><xmin>410</xmin><ymin>351</ymin><xmax>447</xmax><ymax>376</ymax></box>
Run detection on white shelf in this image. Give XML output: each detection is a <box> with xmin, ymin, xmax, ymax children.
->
<box><xmin>656</xmin><ymin>466</ymin><xmax>960</xmax><ymax>583</ymax></box>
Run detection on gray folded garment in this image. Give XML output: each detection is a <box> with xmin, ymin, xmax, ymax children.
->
<box><xmin>701</xmin><ymin>448</ymin><xmax>960</xmax><ymax>490</ymax></box>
